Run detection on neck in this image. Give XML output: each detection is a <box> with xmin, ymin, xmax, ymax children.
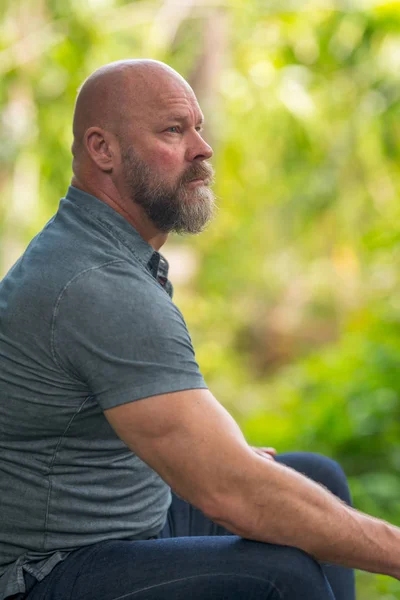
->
<box><xmin>70</xmin><ymin>176</ymin><xmax>168</xmax><ymax>251</ymax></box>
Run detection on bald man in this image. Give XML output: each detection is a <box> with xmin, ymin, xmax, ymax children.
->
<box><xmin>0</xmin><ymin>60</ymin><xmax>398</xmax><ymax>600</ymax></box>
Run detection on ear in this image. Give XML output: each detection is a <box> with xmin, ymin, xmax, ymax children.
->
<box><xmin>84</xmin><ymin>127</ymin><xmax>116</xmax><ymax>172</ymax></box>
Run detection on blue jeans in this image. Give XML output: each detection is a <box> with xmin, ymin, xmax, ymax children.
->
<box><xmin>24</xmin><ymin>453</ymin><xmax>355</xmax><ymax>600</ymax></box>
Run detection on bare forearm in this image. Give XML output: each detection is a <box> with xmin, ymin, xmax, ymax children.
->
<box><xmin>106</xmin><ymin>388</ymin><xmax>400</xmax><ymax>578</ymax></box>
<box><xmin>209</xmin><ymin>455</ymin><xmax>400</xmax><ymax>578</ymax></box>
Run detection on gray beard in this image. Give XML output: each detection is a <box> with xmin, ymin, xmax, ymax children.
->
<box><xmin>121</xmin><ymin>147</ymin><xmax>216</xmax><ymax>234</ymax></box>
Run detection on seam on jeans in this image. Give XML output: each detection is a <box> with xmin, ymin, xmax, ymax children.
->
<box><xmin>166</xmin><ymin>508</ymin><xmax>173</xmax><ymax>537</ymax></box>
<box><xmin>109</xmin><ymin>573</ymin><xmax>283</xmax><ymax>600</ymax></box>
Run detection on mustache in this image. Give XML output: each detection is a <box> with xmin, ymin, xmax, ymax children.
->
<box><xmin>180</xmin><ymin>161</ymin><xmax>215</xmax><ymax>186</ymax></box>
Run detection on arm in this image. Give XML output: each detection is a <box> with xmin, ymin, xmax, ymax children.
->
<box><xmin>105</xmin><ymin>388</ymin><xmax>400</xmax><ymax>579</ymax></box>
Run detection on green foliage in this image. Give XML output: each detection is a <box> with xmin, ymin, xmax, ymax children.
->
<box><xmin>2</xmin><ymin>1</ymin><xmax>400</xmax><ymax>597</ymax></box>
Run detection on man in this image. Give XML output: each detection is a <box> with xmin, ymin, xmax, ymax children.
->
<box><xmin>0</xmin><ymin>59</ymin><xmax>397</xmax><ymax>600</ymax></box>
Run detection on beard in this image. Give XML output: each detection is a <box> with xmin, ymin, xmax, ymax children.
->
<box><xmin>120</xmin><ymin>145</ymin><xmax>216</xmax><ymax>234</ymax></box>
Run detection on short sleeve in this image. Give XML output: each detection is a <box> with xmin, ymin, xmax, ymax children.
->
<box><xmin>51</xmin><ymin>260</ymin><xmax>207</xmax><ymax>409</ymax></box>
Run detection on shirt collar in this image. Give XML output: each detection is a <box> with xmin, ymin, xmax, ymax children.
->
<box><xmin>65</xmin><ymin>186</ymin><xmax>173</xmax><ymax>298</ymax></box>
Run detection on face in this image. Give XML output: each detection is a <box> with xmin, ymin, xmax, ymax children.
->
<box><xmin>119</xmin><ymin>76</ymin><xmax>216</xmax><ymax>234</ymax></box>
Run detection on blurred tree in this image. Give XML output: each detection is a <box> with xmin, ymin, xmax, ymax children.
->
<box><xmin>1</xmin><ymin>1</ymin><xmax>400</xmax><ymax>597</ymax></box>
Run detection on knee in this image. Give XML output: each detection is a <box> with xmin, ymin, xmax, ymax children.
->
<box><xmin>277</xmin><ymin>546</ymin><xmax>335</xmax><ymax>599</ymax></box>
<box><xmin>240</xmin><ymin>542</ymin><xmax>334</xmax><ymax>599</ymax></box>
<box><xmin>304</xmin><ymin>453</ymin><xmax>351</xmax><ymax>503</ymax></box>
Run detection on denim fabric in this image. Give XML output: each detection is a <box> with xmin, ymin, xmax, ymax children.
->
<box><xmin>22</xmin><ymin>453</ymin><xmax>355</xmax><ymax>600</ymax></box>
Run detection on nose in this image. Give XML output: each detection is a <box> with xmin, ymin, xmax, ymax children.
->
<box><xmin>186</xmin><ymin>131</ymin><xmax>213</xmax><ymax>162</ymax></box>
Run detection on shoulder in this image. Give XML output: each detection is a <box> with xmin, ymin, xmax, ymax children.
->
<box><xmin>52</xmin><ymin>259</ymin><xmax>184</xmax><ymax>347</ymax></box>
<box><xmin>55</xmin><ymin>258</ymin><xmax>172</xmax><ymax>315</ymax></box>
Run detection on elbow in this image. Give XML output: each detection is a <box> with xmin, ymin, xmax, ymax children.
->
<box><xmin>198</xmin><ymin>455</ymin><xmax>264</xmax><ymax>535</ymax></box>
<box><xmin>199</xmin><ymin>493</ymin><xmax>228</xmax><ymax>523</ymax></box>
<box><xmin>198</xmin><ymin>489</ymin><xmax>251</xmax><ymax>537</ymax></box>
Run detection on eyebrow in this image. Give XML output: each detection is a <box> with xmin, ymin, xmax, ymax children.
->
<box><xmin>165</xmin><ymin>114</ymin><xmax>204</xmax><ymax>126</ymax></box>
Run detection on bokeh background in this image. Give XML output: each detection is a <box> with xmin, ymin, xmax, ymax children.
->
<box><xmin>1</xmin><ymin>0</ymin><xmax>400</xmax><ymax>597</ymax></box>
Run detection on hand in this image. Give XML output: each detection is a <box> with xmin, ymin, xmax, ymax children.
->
<box><xmin>251</xmin><ymin>446</ymin><xmax>277</xmax><ymax>461</ymax></box>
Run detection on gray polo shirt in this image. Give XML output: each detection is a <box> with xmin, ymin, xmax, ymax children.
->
<box><xmin>0</xmin><ymin>186</ymin><xmax>207</xmax><ymax>599</ymax></box>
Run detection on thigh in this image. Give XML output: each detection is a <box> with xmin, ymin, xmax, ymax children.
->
<box><xmin>25</xmin><ymin>537</ymin><xmax>335</xmax><ymax>600</ymax></box>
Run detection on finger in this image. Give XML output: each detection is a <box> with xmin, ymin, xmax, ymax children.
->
<box><xmin>260</xmin><ymin>447</ymin><xmax>277</xmax><ymax>455</ymax></box>
<box><xmin>253</xmin><ymin>448</ymin><xmax>275</xmax><ymax>460</ymax></box>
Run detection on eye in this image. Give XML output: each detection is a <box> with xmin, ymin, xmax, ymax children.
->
<box><xmin>166</xmin><ymin>126</ymin><xmax>181</xmax><ymax>134</ymax></box>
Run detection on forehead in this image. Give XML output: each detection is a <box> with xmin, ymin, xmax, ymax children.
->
<box><xmin>131</xmin><ymin>76</ymin><xmax>204</xmax><ymax>124</ymax></box>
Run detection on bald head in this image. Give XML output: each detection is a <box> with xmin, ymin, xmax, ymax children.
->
<box><xmin>72</xmin><ymin>59</ymin><xmax>194</xmax><ymax>161</ymax></box>
<box><xmin>70</xmin><ymin>59</ymin><xmax>214</xmax><ymax>237</ymax></box>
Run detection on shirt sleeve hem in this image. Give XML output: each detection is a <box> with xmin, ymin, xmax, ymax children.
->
<box><xmin>96</xmin><ymin>379</ymin><xmax>209</xmax><ymax>411</ymax></box>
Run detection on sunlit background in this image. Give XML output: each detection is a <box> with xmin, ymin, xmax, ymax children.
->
<box><xmin>1</xmin><ymin>0</ymin><xmax>400</xmax><ymax>597</ymax></box>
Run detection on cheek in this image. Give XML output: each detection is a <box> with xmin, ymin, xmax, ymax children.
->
<box><xmin>148</xmin><ymin>142</ymin><xmax>183</xmax><ymax>172</ymax></box>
